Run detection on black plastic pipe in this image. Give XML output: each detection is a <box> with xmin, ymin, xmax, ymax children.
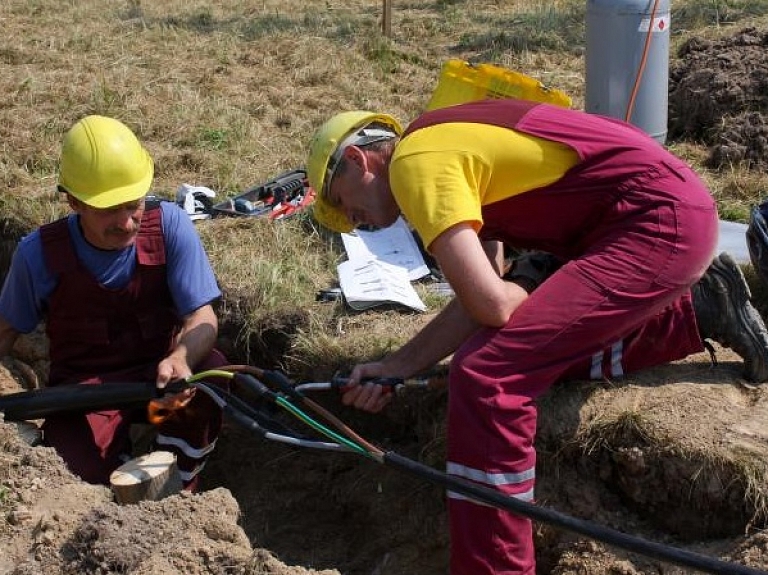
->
<box><xmin>0</xmin><ymin>381</ymin><xmax>180</xmax><ymax>421</ymax></box>
<box><xmin>384</xmin><ymin>452</ymin><xmax>767</xmax><ymax>575</ymax></box>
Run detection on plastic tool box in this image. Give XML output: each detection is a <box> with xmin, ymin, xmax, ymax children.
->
<box><xmin>211</xmin><ymin>168</ymin><xmax>315</xmax><ymax>220</ymax></box>
<box><xmin>426</xmin><ymin>59</ymin><xmax>572</xmax><ymax>111</ymax></box>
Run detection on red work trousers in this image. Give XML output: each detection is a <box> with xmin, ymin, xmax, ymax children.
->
<box><xmin>446</xmin><ymin>175</ymin><xmax>718</xmax><ymax>574</ymax></box>
<box><xmin>42</xmin><ymin>349</ymin><xmax>229</xmax><ymax>491</ymax></box>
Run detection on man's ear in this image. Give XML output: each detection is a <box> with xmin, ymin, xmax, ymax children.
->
<box><xmin>342</xmin><ymin>145</ymin><xmax>368</xmax><ymax>172</ymax></box>
<box><xmin>65</xmin><ymin>193</ymin><xmax>82</xmax><ymax>213</ymax></box>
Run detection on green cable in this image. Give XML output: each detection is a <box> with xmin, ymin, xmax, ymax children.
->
<box><xmin>275</xmin><ymin>396</ymin><xmax>372</xmax><ymax>457</ymax></box>
<box><xmin>188</xmin><ymin>369</ymin><xmax>235</xmax><ymax>382</ymax></box>
<box><xmin>187</xmin><ymin>368</ymin><xmax>370</xmax><ymax>456</ymax></box>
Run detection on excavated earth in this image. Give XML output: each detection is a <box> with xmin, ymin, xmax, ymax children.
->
<box><xmin>3</xmin><ymin>25</ymin><xmax>768</xmax><ymax>575</ymax></box>
<box><xmin>669</xmin><ymin>26</ymin><xmax>768</xmax><ymax>169</ymax></box>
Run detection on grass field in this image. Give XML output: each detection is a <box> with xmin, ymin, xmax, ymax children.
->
<box><xmin>2</xmin><ymin>0</ymin><xmax>768</xmax><ymax>377</ymax></box>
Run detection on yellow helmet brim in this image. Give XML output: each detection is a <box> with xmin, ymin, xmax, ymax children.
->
<box><xmin>311</xmin><ymin>195</ymin><xmax>355</xmax><ymax>234</ymax></box>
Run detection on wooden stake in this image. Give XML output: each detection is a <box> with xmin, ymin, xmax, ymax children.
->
<box><xmin>382</xmin><ymin>0</ymin><xmax>392</xmax><ymax>37</ymax></box>
<box><xmin>110</xmin><ymin>450</ymin><xmax>183</xmax><ymax>505</ymax></box>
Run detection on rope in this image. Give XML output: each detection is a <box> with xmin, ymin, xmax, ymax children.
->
<box><xmin>625</xmin><ymin>0</ymin><xmax>661</xmax><ymax>123</ymax></box>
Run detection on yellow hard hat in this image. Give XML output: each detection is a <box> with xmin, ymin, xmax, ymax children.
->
<box><xmin>59</xmin><ymin>115</ymin><xmax>154</xmax><ymax>208</ymax></box>
<box><xmin>307</xmin><ymin>111</ymin><xmax>402</xmax><ymax>233</ymax></box>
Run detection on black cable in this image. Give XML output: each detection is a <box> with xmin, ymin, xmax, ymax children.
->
<box><xmin>0</xmin><ymin>380</ymin><xmax>186</xmax><ymax>421</ymax></box>
<box><xmin>383</xmin><ymin>452</ymin><xmax>767</xmax><ymax>575</ymax></box>
<box><xmin>208</xmin><ymin>380</ymin><xmax>308</xmax><ymax>438</ymax></box>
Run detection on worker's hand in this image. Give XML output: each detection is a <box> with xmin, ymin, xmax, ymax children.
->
<box><xmin>341</xmin><ymin>361</ymin><xmax>394</xmax><ymax>413</ymax></box>
<box><xmin>156</xmin><ymin>354</ymin><xmax>193</xmax><ymax>389</ymax></box>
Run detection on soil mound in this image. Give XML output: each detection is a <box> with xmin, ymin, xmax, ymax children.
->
<box><xmin>669</xmin><ymin>27</ymin><xmax>768</xmax><ymax>169</ymax></box>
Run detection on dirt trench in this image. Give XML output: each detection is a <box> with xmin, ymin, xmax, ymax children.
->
<box><xmin>196</xmin><ymin>347</ymin><xmax>768</xmax><ymax>575</ymax></box>
<box><xmin>3</xmin><ymin>345</ymin><xmax>768</xmax><ymax>575</ymax></box>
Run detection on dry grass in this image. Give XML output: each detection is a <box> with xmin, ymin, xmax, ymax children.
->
<box><xmin>547</xmin><ymin>379</ymin><xmax>768</xmax><ymax>535</ymax></box>
<box><xmin>3</xmin><ymin>0</ymin><xmax>768</xmax><ymax>374</ymax></box>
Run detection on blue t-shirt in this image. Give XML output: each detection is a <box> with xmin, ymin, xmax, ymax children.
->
<box><xmin>0</xmin><ymin>202</ymin><xmax>221</xmax><ymax>333</ymax></box>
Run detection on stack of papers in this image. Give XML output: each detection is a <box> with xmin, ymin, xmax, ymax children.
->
<box><xmin>338</xmin><ymin>217</ymin><xmax>429</xmax><ymax>312</ymax></box>
<box><xmin>338</xmin><ymin>259</ymin><xmax>426</xmax><ymax>311</ymax></box>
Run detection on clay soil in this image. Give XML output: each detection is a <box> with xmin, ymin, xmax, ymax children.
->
<box><xmin>3</xmin><ymin>27</ymin><xmax>768</xmax><ymax>575</ymax></box>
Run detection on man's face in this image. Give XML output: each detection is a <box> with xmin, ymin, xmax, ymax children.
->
<box><xmin>328</xmin><ymin>146</ymin><xmax>400</xmax><ymax>230</ymax></box>
<box><xmin>69</xmin><ymin>196</ymin><xmax>146</xmax><ymax>250</ymax></box>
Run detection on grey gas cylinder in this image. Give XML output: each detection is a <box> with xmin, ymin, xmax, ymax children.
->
<box><xmin>585</xmin><ymin>0</ymin><xmax>671</xmax><ymax>144</ymax></box>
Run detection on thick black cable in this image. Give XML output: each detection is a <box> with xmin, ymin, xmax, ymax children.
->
<box><xmin>0</xmin><ymin>381</ymin><xmax>184</xmax><ymax>421</ymax></box>
<box><xmin>384</xmin><ymin>452</ymin><xmax>766</xmax><ymax>575</ymax></box>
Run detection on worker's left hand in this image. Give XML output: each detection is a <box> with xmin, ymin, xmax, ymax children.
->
<box><xmin>156</xmin><ymin>355</ymin><xmax>193</xmax><ymax>389</ymax></box>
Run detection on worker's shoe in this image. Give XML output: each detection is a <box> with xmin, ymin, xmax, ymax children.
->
<box><xmin>692</xmin><ymin>252</ymin><xmax>768</xmax><ymax>382</ymax></box>
<box><xmin>503</xmin><ymin>251</ymin><xmax>562</xmax><ymax>294</ymax></box>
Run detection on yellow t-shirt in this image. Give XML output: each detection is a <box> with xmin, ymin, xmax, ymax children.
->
<box><xmin>389</xmin><ymin>122</ymin><xmax>579</xmax><ymax>250</ymax></box>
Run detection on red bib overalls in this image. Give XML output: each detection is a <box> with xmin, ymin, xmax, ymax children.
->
<box><xmin>404</xmin><ymin>101</ymin><xmax>717</xmax><ymax>575</ymax></box>
<box><xmin>40</xmin><ymin>205</ymin><xmax>228</xmax><ymax>489</ymax></box>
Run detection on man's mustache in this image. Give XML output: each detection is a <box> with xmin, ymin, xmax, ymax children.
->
<box><xmin>106</xmin><ymin>224</ymin><xmax>140</xmax><ymax>235</ymax></box>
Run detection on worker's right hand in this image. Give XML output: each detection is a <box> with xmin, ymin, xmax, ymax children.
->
<box><xmin>341</xmin><ymin>361</ymin><xmax>394</xmax><ymax>413</ymax></box>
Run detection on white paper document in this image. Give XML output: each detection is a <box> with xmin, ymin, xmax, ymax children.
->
<box><xmin>337</xmin><ymin>259</ymin><xmax>426</xmax><ymax>312</ymax></box>
<box><xmin>341</xmin><ymin>217</ymin><xmax>430</xmax><ymax>281</ymax></box>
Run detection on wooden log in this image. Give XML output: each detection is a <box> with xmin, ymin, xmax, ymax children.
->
<box><xmin>110</xmin><ymin>450</ymin><xmax>183</xmax><ymax>505</ymax></box>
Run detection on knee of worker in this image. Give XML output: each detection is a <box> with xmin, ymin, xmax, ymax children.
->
<box><xmin>450</xmin><ymin>345</ymin><xmax>512</xmax><ymax>404</ymax></box>
<box><xmin>448</xmin><ymin>346</ymin><xmax>540</xmax><ymax>458</ymax></box>
<box><xmin>451</xmin><ymin>326</ymin><xmax>567</xmax><ymax>399</ymax></box>
<box><xmin>449</xmin><ymin>337</ymin><xmax>533</xmax><ymax>401</ymax></box>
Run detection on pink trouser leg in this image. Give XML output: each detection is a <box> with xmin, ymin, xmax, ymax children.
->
<box><xmin>447</xmin><ymin>198</ymin><xmax>717</xmax><ymax>574</ymax></box>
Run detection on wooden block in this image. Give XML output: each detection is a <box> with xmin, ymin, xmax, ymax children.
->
<box><xmin>110</xmin><ymin>450</ymin><xmax>183</xmax><ymax>505</ymax></box>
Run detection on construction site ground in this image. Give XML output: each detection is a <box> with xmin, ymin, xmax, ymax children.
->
<box><xmin>3</xmin><ymin>23</ymin><xmax>768</xmax><ymax>575</ymax></box>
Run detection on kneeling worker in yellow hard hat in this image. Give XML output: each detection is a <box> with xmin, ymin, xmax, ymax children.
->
<box><xmin>0</xmin><ymin>115</ymin><xmax>228</xmax><ymax>491</ymax></box>
<box><xmin>307</xmin><ymin>101</ymin><xmax>768</xmax><ymax>575</ymax></box>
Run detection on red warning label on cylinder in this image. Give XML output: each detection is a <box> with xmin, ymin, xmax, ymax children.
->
<box><xmin>638</xmin><ymin>15</ymin><xmax>670</xmax><ymax>33</ymax></box>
